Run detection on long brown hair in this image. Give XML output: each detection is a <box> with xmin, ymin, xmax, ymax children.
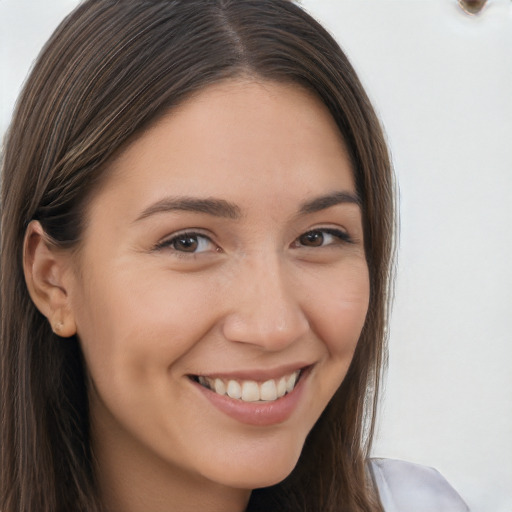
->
<box><xmin>0</xmin><ymin>1</ymin><xmax>394</xmax><ymax>511</ymax></box>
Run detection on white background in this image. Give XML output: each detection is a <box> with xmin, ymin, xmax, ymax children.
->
<box><xmin>1</xmin><ymin>1</ymin><xmax>511</xmax><ymax>511</ymax></box>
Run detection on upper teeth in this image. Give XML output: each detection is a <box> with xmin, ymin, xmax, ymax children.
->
<box><xmin>197</xmin><ymin>371</ymin><xmax>300</xmax><ymax>402</ymax></box>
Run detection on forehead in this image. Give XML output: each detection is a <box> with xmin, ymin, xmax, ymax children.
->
<box><xmin>90</xmin><ymin>79</ymin><xmax>355</xmax><ymax>219</ymax></box>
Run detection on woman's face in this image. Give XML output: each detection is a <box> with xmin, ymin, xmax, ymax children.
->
<box><xmin>66</xmin><ymin>80</ymin><xmax>369</xmax><ymax>504</ymax></box>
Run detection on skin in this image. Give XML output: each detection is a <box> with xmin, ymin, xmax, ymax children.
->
<box><xmin>25</xmin><ymin>80</ymin><xmax>370</xmax><ymax>512</ymax></box>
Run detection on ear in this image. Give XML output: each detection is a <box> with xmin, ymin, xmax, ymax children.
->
<box><xmin>23</xmin><ymin>220</ymin><xmax>77</xmax><ymax>338</ymax></box>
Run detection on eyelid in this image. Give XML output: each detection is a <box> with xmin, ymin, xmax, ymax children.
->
<box><xmin>293</xmin><ymin>227</ymin><xmax>354</xmax><ymax>247</ymax></box>
<box><xmin>317</xmin><ymin>227</ymin><xmax>352</xmax><ymax>242</ymax></box>
<box><xmin>153</xmin><ymin>230</ymin><xmax>218</xmax><ymax>253</ymax></box>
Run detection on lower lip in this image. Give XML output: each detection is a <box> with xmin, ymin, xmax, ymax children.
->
<box><xmin>192</xmin><ymin>371</ymin><xmax>308</xmax><ymax>427</ymax></box>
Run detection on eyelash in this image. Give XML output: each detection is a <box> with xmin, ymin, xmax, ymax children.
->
<box><xmin>154</xmin><ymin>231</ymin><xmax>217</xmax><ymax>255</ymax></box>
<box><xmin>293</xmin><ymin>228</ymin><xmax>353</xmax><ymax>248</ymax></box>
<box><xmin>154</xmin><ymin>227</ymin><xmax>353</xmax><ymax>256</ymax></box>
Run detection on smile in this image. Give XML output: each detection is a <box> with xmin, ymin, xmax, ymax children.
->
<box><xmin>193</xmin><ymin>370</ymin><xmax>302</xmax><ymax>403</ymax></box>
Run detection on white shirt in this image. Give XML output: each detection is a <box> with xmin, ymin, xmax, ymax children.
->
<box><xmin>369</xmin><ymin>458</ymin><xmax>470</xmax><ymax>512</ymax></box>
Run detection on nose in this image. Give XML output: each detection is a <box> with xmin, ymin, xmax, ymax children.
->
<box><xmin>221</xmin><ymin>253</ymin><xmax>310</xmax><ymax>351</ymax></box>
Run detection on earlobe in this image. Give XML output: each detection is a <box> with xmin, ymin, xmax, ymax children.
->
<box><xmin>23</xmin><ymin>220</ymin><xmax>77</xmax><ymax>338</ymax></box>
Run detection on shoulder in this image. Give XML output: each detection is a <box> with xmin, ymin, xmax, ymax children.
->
<box><xmin>368</xmin><ymin>458</ymin><xmax>470</xmax><ymax>512</ymax></box>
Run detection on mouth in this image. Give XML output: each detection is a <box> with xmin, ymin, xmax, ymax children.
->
<box><xmin>190</xmin><ymin>369</ymin><xmax>304</xmax><ymax>403</ymax></box>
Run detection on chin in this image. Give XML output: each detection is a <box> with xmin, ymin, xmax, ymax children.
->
<box><xmin>198</xmin><ymin>436</ymin><xmax>304</xmax><ymax>490</ymax></box>
<box><xmin>213</xmin><ymin>459</ymin><xmax>299</xmax><ymax>491</ymax></box>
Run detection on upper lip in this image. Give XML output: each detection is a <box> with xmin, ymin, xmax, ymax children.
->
<box><xmin>190</xmin><ymin>362</ymin><xmax>313</xmax><ymax>382</ymax></box>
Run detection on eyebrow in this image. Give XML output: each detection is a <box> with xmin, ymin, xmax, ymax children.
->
<box><xmin>134</xmin><ymin>190</ymin><xmax>360</xmax><ymax>223</ymax></box>
<box><xmin>135</xmin><ymin>197</ymin><xmax>242</xmax><ymax>222</ymax></box>
<box><xmin>298</xmin><ymin>191</ymin><xmax>361</xmax><ymax>215</ymax></box>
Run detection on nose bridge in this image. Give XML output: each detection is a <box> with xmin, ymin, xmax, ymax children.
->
<box><xmin>221</xmin><ymin>250</ymin><xmax>309</xmax><ymax>349</ymax></box>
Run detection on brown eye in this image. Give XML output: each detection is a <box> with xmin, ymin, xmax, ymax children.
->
<box><xmin>294</xmin><ymin>228</ymin><xmax>352</xmax><ymax>249</ymax></box>
<box><xmin>173</xmin><ymin>235</ymin><xmax>199</xmax><ymax>252</ymax></box>
<box><xmin>299</xmin><ymin>231</ymin><xmax>325</xmax><ymax>247</ymax></box>
<box><xmin>155</xmin><ymin>232</ymin><xmax>216</xmax><ymax>254</ymax></box>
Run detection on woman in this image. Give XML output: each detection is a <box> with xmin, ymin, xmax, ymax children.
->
<box><xmin>0</xmin><ymin>1</ymin><xmax>469</xmax><ymax>511</ymax></box>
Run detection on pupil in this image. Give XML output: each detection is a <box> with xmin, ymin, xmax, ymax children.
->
<box><xmin>175</xmin><ymin>235</ymin><xmax>198</xmax><ymax>252</ymax></box>
<box><xmin>301</xmin><ymin>231</ymin><xmax>324</xmax><ymax>247</ymax></box>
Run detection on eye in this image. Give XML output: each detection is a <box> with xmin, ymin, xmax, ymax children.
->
<box><xmin>156</xmin><ymin>232</ymin><xmax>217</xmax><ymax>254</ymax></box>
<box><xmin>293</xmin><ymin>228</ymin><xmax>352</xmax><ymax>248</ymax></box>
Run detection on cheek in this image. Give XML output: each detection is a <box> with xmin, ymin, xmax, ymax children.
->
<box><xmin>309</xmin><ymin>261</ymin><xmax>370</xmax><ymax>356</ymax></box>
<box><xmin>72</xmin><ymin>267</ymin><xmax>218</xmax><ymax>389</ymax></box>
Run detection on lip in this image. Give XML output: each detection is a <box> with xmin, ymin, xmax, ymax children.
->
<box><xmin>191</xmin><ymin>366</ymin><xmax>311</xmax><ymax>426</ymax></box>
<box><xmin>193</xmin><ymin>362</ymin><xmax>312</xmax><ymax>382</ymax></box>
